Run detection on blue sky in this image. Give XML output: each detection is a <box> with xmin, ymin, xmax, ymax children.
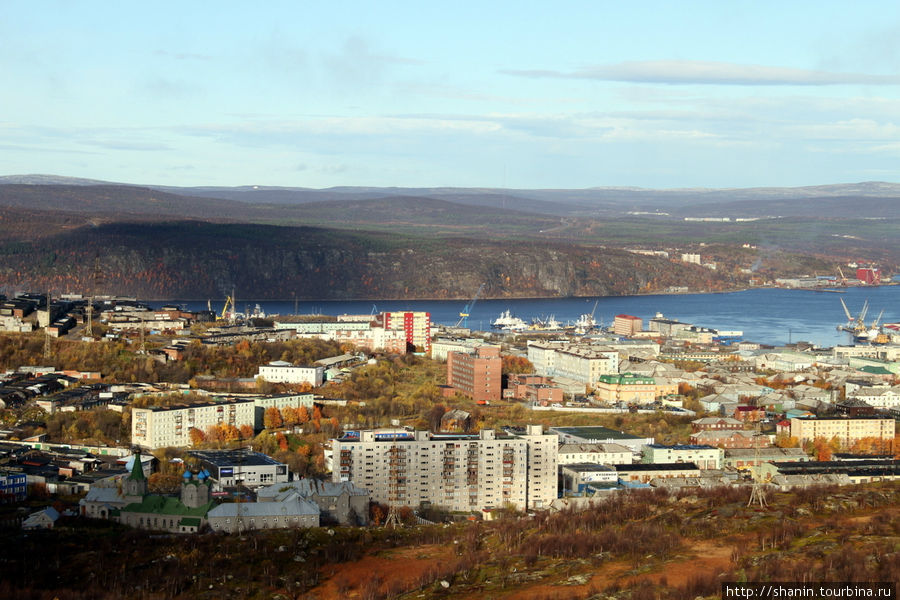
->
<box><xmin>2</xmin><ymin>2</ymin><xmax>899</xmax><ymax>189</ymax></box>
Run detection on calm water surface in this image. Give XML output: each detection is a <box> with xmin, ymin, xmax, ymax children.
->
<box><xmin>169</xmin><ymin>286</ymin><xmax>900</xmax><ymax>348</ymax></box>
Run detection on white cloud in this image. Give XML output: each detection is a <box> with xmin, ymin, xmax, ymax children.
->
<box><xmin>502</xmin><ymin>60</ymin><xmax>900</xmax><ymax>86</ymax></box>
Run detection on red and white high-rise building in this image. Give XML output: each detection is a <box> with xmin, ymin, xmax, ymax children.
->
<box><xmin>382</xmin><ymin>311</ymin><xmax>431</xmax><ymax>352</ymax></box>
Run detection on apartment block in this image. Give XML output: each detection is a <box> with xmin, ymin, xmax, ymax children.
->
<box><xmin>256</xmin><ymin>362</ymin><xmax>325</xmax><ymax>386</ymax></box>
<box><xmin>613</xmin><ymin>314</ymin><xmax>642</xmax><ymax>337</ymax></box>
<box><xmin>447</xmin><ymin>346</ymin><xmax>502</xmax><ymax>404</ymax></box>
<box><xmin>593</xmin><ymin>373</ymin><xmax>677</xmax><ymax>404</ymax></box>
<box><xmin>382</xmin><ymin>311</ymin><xmax>431</xmax><ymax>352</ymax></box>
<box><xmin>331</xmin><ymin>425</ymin><xmax>557</xmax><ymax>511</ymax></box>
<box><xmin>789</xmin><ymin>417</ymin><xmax>895</xmax><ymax>446</ymax></box>
<box><xmin>132</xmin><ymin>399</ymin><xmax>256</xmax><ymax>449</ymax></box>
<box><xmin>526</xmin><ymin>341</ymin><xmax>619</xmax><ymax>389</ymax></box>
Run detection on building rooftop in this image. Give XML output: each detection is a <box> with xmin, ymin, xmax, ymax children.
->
<box><xmin>551</xmin><ymin>426</ymin><xmax>645</xmax><ymax>441</ymax></box>
<box><xmin>121</xmin><ymin>495</ymin><xmax>214</xmax><ymax>517</ymax></box>
<box><xmin>645</xmin><ymin>444</ymin><xmax>718</xmax><ymax>451</ymax></box>
<box><xmin>189</xmin><ymin>449</ymin><xmax>285</xmax><ymax>468</ymax></box>
<box><xmin>613</xmin><ymin>462</ymin><xmax>700</xmax><ymax>471</ymax></box>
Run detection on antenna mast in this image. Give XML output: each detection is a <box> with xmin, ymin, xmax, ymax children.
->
<box><xmin>384</xmin><ymin>442</ymin><xmax>406</xmax><ymax>527</ymax></box>
<box><xmin>747</xmin><ymin>418</ymin><xmax>768</xmax><ymax>508</ymax></box>
<box><xmin>43</xmin><ymin>292</ymin><xmax>52</xmax><ymax>361</ymax></box>
<box><xmin>85</xmin><ymin>253</ymin><xmax>103</xmax><ymax>338</ymax></box>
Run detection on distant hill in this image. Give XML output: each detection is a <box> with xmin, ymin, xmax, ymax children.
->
<box><xmin>0</xmin><ymin>219</ymin><xmax>735</xmax><ymax>299</ymax></box>
<box><xmin>5</xmin><ymin>176</ymin><xmax>900</xmax><ymax>218</ymax></box>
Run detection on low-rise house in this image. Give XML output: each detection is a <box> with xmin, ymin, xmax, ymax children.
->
<box><xmin>257</xmin><ymin>479</ymin><xmax>369</xmax><ymax>525</ymax></box>
<box><xmin>760</xmin><ymin>459</ymin><xmax>900</xmax><ymax>485</ymax></box>
<box><xmin>560</xmin><ymin>463</ymin><xmax>618</xmax><ymax>493</ymax></box>
<box><xmin>691</xmin><ymin>417</ymin><xmax>744</xmax><ymax>432</ymax></box>
<box><xmin>723</xmin><ymin>447</ymin><xmax>809</xmax><ymax>470</ymax></box>
<box><xmin>689</xmin><ymin>429</ymin><xmax>768</xmax><ymax>449</ymax></box>
<box><xmin>614</xmin><ymin>462</ymin><xmax>701</xmax><ymax>484</ymax></box>
<box><xmin>206</xmin><ymin>494</ymin><xmax>319</xmax><ymax>533</ymax></box>
<box><xmin>22</xmin><ymin>507</ymin><xmax>59</xmax><ymax>529</ymax></box>
<box><xmin>440</xmin><ymin>409</ymin><xmax>472</xmax><ymax>432</ymax></box>
<box><xmin>256</xmin><ymin>362</ymin><xmax>325</xmax><ymax>386</ymax></box>
<box><xmin>557</xmin><ymin>442</ymin><xmax>633</xmax><ymax>466</ymax></box>
<box><xmin>188</xmin><ymin>449</ymin><xmax>289</xmax><ymax>490</ymax></box>
<box><xmin>641</xmin><ymin>444</ymin><xmax>723</xmax><ymax>469</ymax></box>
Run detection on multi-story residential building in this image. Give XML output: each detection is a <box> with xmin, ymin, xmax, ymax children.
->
<box><xmin>431</xmin><ymin>339</ymin><xmax>500</xmax><ymax>362</ymax></box>
<box><xmin>789</xmin><ymin>417</ymin><xmax>895</xmax><ymax>446</ymax></box>
<box><xmin>252</xmin><ymin>393</ymin><xmax>317</xmax><ymax>424</ymax></box>
<box><xmin>641</xmin><ymin>444</ymin><xmax>723</xmax><ymax>470</ymax></box>
<box><xmin>849</xmin><ymin>386</ymin><xmax>900</xmax><ymax>410</ymax></box>
<box><xmin>382</xmin><ymin>311</ymin><xmax>431</xmax><ymax>352</ymax></box>
<box><xmin>329</xmin><ymin>327</ymin><xmax>408</xmax><ymax>353</ymax></box>
<box><xmin>557</xmin><ymin>443</ymin><xmax>633</xmax><ymax>466</ymax></box>
<box><xmin>132</xmin><ymin>399</ymin><xmax>256</xmax><ymax>449</ymax></box>
<box><xmin>527</xmin><ymin>342</ymin><xmax>619</xmax><ymax>390</ymax></box>
<box><xmin>592</xmin><ymin>373</ymin><xmax>678</xmax><ymax>404</ymax></box>
<box><xmin>613</xmin><ymin>314</ymin><xmax>642</xmax><ymax>337</ymax></box>
<box><xmin>0</xmin><ymin>469</ymin><xmax>27</xmax><ymax>503</ymax></box>
<box><xmin>331</xmin><ymin>425</ymin><xmax>557</xmax><ymax>511</ymax></box>
<box><xmin>648</xmin><ymin>314</ymin><xmax>691</xmax><ymax>336</ymax></box>
<box><xmin>447</xmin><ymin>346</ymin><xmax>502</xmax><ymax>404</ymax></box>
<box><xmin>256</xmin><ymin>362</ymin><xmax>325</xmax><ymax>386</ymax></box>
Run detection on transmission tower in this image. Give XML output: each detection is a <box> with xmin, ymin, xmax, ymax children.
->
<box><xmin>747</xmin><ymin>418</ymin><xmax>768</xmax><ymax>508</ymax></box>
<box><xmin>384</xmin><ymin>443</ymin><xmax>406</xmax><ymax>528</ymax></box>
<box><xmin>85</xmin><ymin>253</ymin><xmax>103</xmax><ymax>338</ymax></box>
<box><xmin>138</xmin><ymin>313</ymin><xmax>146</xmax><ymax>353</ymax></box>
<box><xmin>43</xmin><ymin>292</ymin><xmax>52</xmax><ymax>361</ymax></box>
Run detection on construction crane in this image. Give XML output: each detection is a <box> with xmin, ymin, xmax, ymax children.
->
<box><xmin>455</xmin><ymin>283</ymin><xmax>485</xmax><ymax>328</ymax></box>
<box><xmin>220</xmin><ymin>295</ymin><xmax>235</xmax><ymax>321</ymax></box>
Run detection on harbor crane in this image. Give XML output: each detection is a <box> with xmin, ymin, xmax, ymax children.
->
<box><xmin>456</xmin><ymin>283</ymin><xmax>485</xmax><ymax>328</ymax></box>
<box><xmin>838</xmin><ymin>298</ymin><xmax>868</xmax><ymax>333</ymax></box>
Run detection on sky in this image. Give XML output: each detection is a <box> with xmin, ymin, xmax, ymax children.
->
<box><xmin>2</xmin><ymin>1</ymin><xmax>900</xmax><ymax>189</ymax></box>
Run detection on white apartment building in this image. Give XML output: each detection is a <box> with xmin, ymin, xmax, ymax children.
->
<box><xmin>557</xmin><ymin>442</ymin><xmax>633</xmax><ymax>466</ymax></box>
<box><xmin>332</xmin><ymin>425</ymin><xmax>557</xmax><ymax>511</ymax></box>
<box><xmin>256</xmin><ymin>362</ymin><xmax>325</xmax><ymax>386</ymax></box>
<box><xmin>849</xmin><ymin>386</ymin><xmax>900</xmax><ymax>410</ymax></box>
<box><xmin>431</xmin><ymin>339</ymin><xmax>501</xmax><ymax>362</ymax></box>
<box><xmin>641</xmin><ymin>444</ymin><xmax>724</xmax><ymax>470</ymax></box>
<box><xmin>132</xmin><ymin>399</ymin><xmax>256</xmax><ymax>449</ymax></box>
<box><xmin>789</xmin><ymin>417</ymin><xmax>895</xmax><ymax>446</ymax></box>
<box><xmin>527</xmin><ymin>341</ymin><xmax>618</xmax><ymax>388</ymax></box>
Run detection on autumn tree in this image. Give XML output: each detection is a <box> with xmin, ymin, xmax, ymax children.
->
<box><xmin>282</xmin><ymin>406</ymin><xmax>300</xmax><ymax>428</ymax></box>
<box><xmin>502</xmin><ymin>355</ymin><xmax>534</xmax><ymax>375</ymax></box>
<box><xmin>188</xmin><ymin>427</ymin><xmax>206</xmax><ymax>447</ymax></box>
<box><xmin>148</xmin><ymin>472</ymin><xmax>182</xmax><ymax>494</ymax></box>
<box><xmin>263</xmin><ymin>407</ymin><xmax>283</xmax><ymax>430</ymax></box>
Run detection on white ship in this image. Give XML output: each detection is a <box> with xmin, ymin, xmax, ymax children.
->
<box><xmin>491</xmin><ymin>309</ymin><xmax>528</xmax><ymax>331</ymax></box>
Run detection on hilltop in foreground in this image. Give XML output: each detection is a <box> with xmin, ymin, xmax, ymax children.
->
<box><xmin>2</xmin><ymin>482</ymin><xmax>897</xmax><ymax>599</ymax></box>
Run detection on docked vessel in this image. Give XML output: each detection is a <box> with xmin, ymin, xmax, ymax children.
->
<box><xmin>491</xmin><ymin>309</ymin><xmax>528</xmax><ymax>331</ymax></box>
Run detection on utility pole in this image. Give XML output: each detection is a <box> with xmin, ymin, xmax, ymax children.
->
<box><xmin>43</xmin><ymin>292</ymin><xmax>52</xmax><ymax>361</ymax></box>
<box><xmin>85</xmin><ymin>253</ymin><xmax>103</xmax><ymax>338</ymax></box>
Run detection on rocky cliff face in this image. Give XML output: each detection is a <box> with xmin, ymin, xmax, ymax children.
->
<box><xmin>0</xmin><ymin>221</ymin><xmax>733</xmax><ymax>299</ymax></box>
